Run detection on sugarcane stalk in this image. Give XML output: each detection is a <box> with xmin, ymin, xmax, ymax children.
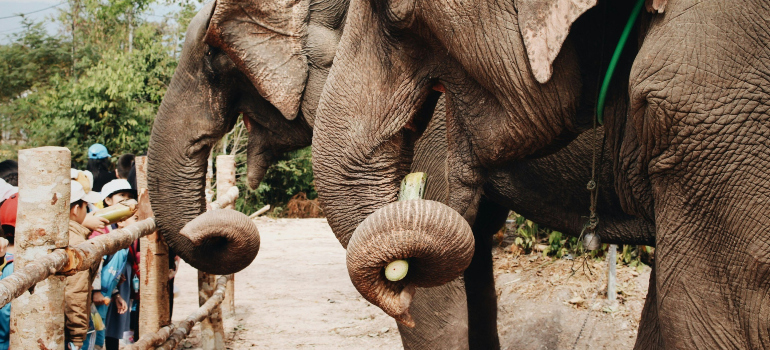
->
<box><xmin>384</xmin><ymin>172</ymin><xmax>427</xmax><ymax>282</ymax></box>
<box><xmin>92</xmin><ymin>199</ymin><xmax>138</xmax><ymax>224</ymax></box>
<box><xmin>398</xmin><ymin>172</ymin><xmax>427</xmax><ymax>202</ymax></box>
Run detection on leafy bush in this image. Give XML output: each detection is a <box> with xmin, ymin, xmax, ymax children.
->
<box><xmin>231</xmin><ymin>146</ymin><xmax>316</xmax><ymax>217</ymax></box>
<box><xmin>4</xmin><ymin>43</ymin><xmax>176</xmax><ymax>167</ymax></box>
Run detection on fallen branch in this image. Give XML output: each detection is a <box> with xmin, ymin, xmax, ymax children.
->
<box><xmin>0</xmin><ymin>218</ymin><xmax>156</xmax><ymax>308</ymax></box>
<box><xmin>210</xmin><ymin>187</ymin><xmax>238</xmax><ymax>211</ymax></box>
<box><xmin>126</xmin><ymin>275</ymin><xmax>229</xmax><ymax>350</ymax></box>
<box><xmin>249</xmin><ymin>204</ymin><xmax>271</xmax><ymax>219</ymax></box>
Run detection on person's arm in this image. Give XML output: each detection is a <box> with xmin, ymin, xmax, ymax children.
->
<box><xmin>81</xmin><ymin>213</ymin><xmax>108</xmax><ymax>231</ymax></box>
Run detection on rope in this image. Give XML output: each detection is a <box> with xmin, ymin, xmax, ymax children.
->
<box><xmin>573</xmin><ymin>1</ymin><xmax>645</xmax><ymax>348</ymax></box>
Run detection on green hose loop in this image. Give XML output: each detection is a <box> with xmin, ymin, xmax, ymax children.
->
<box><xmin>596</xmin><ymin>0</ymin><xmax>645</xmax><ymax>125</ymax></box>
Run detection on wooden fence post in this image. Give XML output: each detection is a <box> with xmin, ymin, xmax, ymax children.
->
<box><xmin>197</xmin><ymin>155</ymin><xmax>234</xmax><ymax>350</ymax></box>
<box><xmin>10</xmin><ymin>147</ymin><xmax>70</xmax><ymax>349</ymax></box>
<box><xmin>216</xmin><ymin>155</ymin><xmax>236</xmax><ymax>319</ymax></box>
<box><xmin>137</xmin><ymin>156</ymin><xmax>171</xmax><ymax>337</ymax></box>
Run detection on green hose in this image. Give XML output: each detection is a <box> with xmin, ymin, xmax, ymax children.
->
<box><xmin>596</xmin><ymin>0</ymin><xmax>645</xmax><ymax>125</ymax></box>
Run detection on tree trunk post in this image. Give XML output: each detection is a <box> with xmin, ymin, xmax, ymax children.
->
<box><xmin>197</xmin><ymin>154</ymin><xmax>234</xmax><ymax>350</ymax></box>
<box><xmin>10</xmin><ymin>146</ymin><xmax>70</xmax><ymax>349</ymax></box>
<box><xmin>607</xmin><ymin>244</ymin><xmax>618</xmax><ymax>307</ymax></box>
<box><xmin>216</xmin><ymin>155</ymin><xmax>236</xmax><ymax>319</ymax></box>
<box><xmin>137</xmin><ymin>156</ymin><xmax>171</xmax><ymax>337</ymax></box>
<box><xmin>198</xmin><ymin>271</ymin><xmax>225</xmax><ymax>350</ymax></box>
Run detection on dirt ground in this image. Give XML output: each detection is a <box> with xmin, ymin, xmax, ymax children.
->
<box><xmin>168</xmin><ymin>218</ymin><xmax>650</xmax><ymax>350</ymax></box>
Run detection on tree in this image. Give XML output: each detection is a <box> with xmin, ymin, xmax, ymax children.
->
<box><xmin>0</xmin><ymin>20</ymin><xmax>71</xmax><ymax>103</ymax></box>
<box><xmin>7</xmin><ymin>42</ymin><xmax>176</xmax><ymax>166</ymax></box>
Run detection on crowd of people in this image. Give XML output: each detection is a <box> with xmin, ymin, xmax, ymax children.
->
<box><xmin>0</xmin><ymin>144</ymin><xmax>180</xmax><ymax>350</ymax></box>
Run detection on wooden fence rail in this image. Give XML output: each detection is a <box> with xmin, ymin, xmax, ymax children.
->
<box><xmin>126</xmin><ymin>275</ymin><xmax>230</xmax><ymax>350</ymax></box>
<box><xmin>0</xmin><ymin>216</ymin><xmax>156</xmax><ymax>309</ymax></box>
<box><xmin>1</xmin><ymin>149</ymin><xmax>243</xmax><ymax>349</ymax></box>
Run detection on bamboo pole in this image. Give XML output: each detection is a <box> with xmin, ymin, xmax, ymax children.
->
<box><xmin>217</xmin><ymin>155</ymin><xmax>236</xmax><ymax>319</ymax></box>
<box><xmin>249</xmin><ymin>204</ymin><xmax>271</xmax><ymax>219</ymax></box>
<box><xmin>126</xmin><ymin>275</ymin><xmax>229</xmax><ymax>350</ymax></box>
<box><xmin>137</xmin><ymin>156</ymin><xmax>171</xmax><ymax>337</ymax></box>
<box><xmin>10</xmin><ymin>146</ymin><xmax>70</xmax><ymax>349</ymax></box>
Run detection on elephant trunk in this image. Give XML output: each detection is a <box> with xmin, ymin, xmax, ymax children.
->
<box><xmin>179</xmin><ymin>209</ymin><xmax>260</xmax><ymax>274</ymax></box>
<box><xmin>148</xmin><ymin>86</ymin><xmax>260</xmax><ymax>276</ymax></box>
<box><xmin>346</xmin><ymin>200</ymin><xmax>475</xmax><ymax>327</ymax></box>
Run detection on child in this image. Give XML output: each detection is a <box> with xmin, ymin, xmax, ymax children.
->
<box><xmin>95</xmin><ymin>179</ymin><xmax>136</xmax><ymax>349</ymax></box>
<box><xmin>0</xmin><ymin>193</ymin><xmax>17</xmax><ymax>350</ymax></box>
<box><xmin>115</xmin><ymin>154</ymin><xmax>134</xmax><ymax>180</ymax></box>
<box><xmin>65</xmin><ymin>181</ymin><xmax>102</xmax><ymax>350</ymax></box>
<box><xmin>87</xmin><ymin>144</ymin><xmax>115</xmax><ymax>193</ymax></box>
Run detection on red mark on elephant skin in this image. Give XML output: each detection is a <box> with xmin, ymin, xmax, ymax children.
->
<box><xmin>51</xmin><ymin>193</ymin><xmax>58</xmax><ymax>205</ymax></box>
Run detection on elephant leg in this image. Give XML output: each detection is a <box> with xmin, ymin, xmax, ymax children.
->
<box><xmin>634</xmin><ymin>266</ymin><xmax>663</xmax><ymax>350</ymax></box>
<box><xmin>464</xmin><ymin>196</ymin><xmax>508</xmax><ymax>350</ymax></box>
<box><xmin>398</xmin><ymin>280</ymin><xmax>470</xmax><ymax>350</ymax></box>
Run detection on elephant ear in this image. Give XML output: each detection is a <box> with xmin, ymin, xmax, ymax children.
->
<box><xmin>205</xmin><ymin>0</ymin><xmax>310</xmax><ymax>120</ymax></box>
<box><xmin>517</xmin><ymin>0</ymin><xmax>597</xmax><ymax>84</ymax></box>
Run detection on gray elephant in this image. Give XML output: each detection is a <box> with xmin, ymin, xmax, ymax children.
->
<box><xmin>147</xmin><ymin>0</ymin><xmax>655</xmax><ymax>348</ymax></box>
<box><xmin>147</xmin><ymin>0</ymin><xmax>344</xmax><ymax>274</ymax></box>
<box><xmin>312</xmin><ymin>0</ymin><xmax>770</xmax><ymax>348</ymax></box>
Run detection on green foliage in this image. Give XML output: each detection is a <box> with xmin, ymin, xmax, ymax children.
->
<box><xmin>0</xmin><ymin>0</ymin><xmax>319</xmax><ymax>219</ymax></box>
<box><xmin>507</xmin><ymin>212</ymin><xmax>652</xmax><ymax>267</ymax></box>
<box><xmin>513</xmin><ymin>217</ymin><xmax>537</xmax><ymax>253</ymax></box>
<box><xmin>0</xmin><ymin>20</ymin><xmax>72</xmax><ymax>103</ymax></box>
<box><xmin>6</xmin><ymin>43</ymin><xmax>176</xmax><ymax>166</ymax></box>
<box><xmin>234</xmin><ymin>146</ymin><xmax>316</xmax><ymax>216</ymax></box>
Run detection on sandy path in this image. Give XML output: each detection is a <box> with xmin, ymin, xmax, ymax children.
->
<box><xmin>168</xmin><ymin>218</ymin><xmax>649</xmax><ymax>350</ymax></box>
<box><xmin>170</xmin><ymin>218</ymin><xmax>403</xmax><ymax>349</ymax></box>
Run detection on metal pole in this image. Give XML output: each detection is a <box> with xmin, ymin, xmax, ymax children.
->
<box><xmin>607</xmin><ymin>244</ymin><xmax>618</xmax><ymax>307</ymax></box>
<box><xmin>10</xmin><ymin>146</ymin><xmax>70</xmax><ymax>349</ymax></box>
<box><xmin>137</xmin><ymin>156</ymin><xmax>171</xmax><ymax>336</ymax></box>
<box><xmin>216</xmin><ymin>155</ymin><xmax>236</xmax><ymax>319</ymax></box>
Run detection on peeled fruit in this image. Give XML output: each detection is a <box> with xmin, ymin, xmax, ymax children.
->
<box><xmin>384</xmin><ymin>259</ymin><xmax>409</xmax><ymax>281</ymax></box>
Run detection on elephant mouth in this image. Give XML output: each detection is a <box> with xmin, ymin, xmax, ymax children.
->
<box><xmin>240</xmin><ymin>112</ymin><xmax>273</xmax><ymax>191</ymax></box>
<box><xmin>401</xmin><ymin>83</ymin><xmax>444</xmax><ymax>142</ymax></box>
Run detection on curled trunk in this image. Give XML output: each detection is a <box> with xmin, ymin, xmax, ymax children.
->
<box><xmin>346</xmin><ymin>199</ymin><xmax>474</xmax><ymax>327</ymax></box>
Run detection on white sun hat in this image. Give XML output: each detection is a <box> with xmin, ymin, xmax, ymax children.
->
<box><xmin>100</xmin><ymin>179</ymin><xmax>136</xmax><ymax>201</ymax></box>
<box><xmin>71</xmin><ymin>181</ymin><xmax>101</xmax><ymax>204</ymax></box>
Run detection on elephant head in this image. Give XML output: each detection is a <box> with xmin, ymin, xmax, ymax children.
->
<box><xmin>148</xmin><ymin>0</ymin><xmax>346</xmax><ymax>275</ymax></box>
<box><xmin>312</xmin><ymin>0</ymin><xmax>644</xmax><ymax>324</ymax></box>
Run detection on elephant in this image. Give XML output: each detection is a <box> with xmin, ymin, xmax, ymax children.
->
<box><xmin>406</xmin><ymin>109</ymin><xmax>655</xmax><ymax>349</ymax></box>
<box><xmin>147</xmin><ymin>0</ymin><xmax>346</xmax><ymax>274</ymax></box>
<box><xmin>147</xmin><ymin>0</ymin><xmax>656</xmax><ymax>348</ymax></box>
<box><xmin>311</xmin><ymin>0</ymin><xmax>770</xmax><ymax>348</ymax></box>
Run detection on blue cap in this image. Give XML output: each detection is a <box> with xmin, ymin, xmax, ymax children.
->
<box><xmin>88</xmin><ymin>143</ymin><xmax>111</xmax><ymax>159</ymax></box>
